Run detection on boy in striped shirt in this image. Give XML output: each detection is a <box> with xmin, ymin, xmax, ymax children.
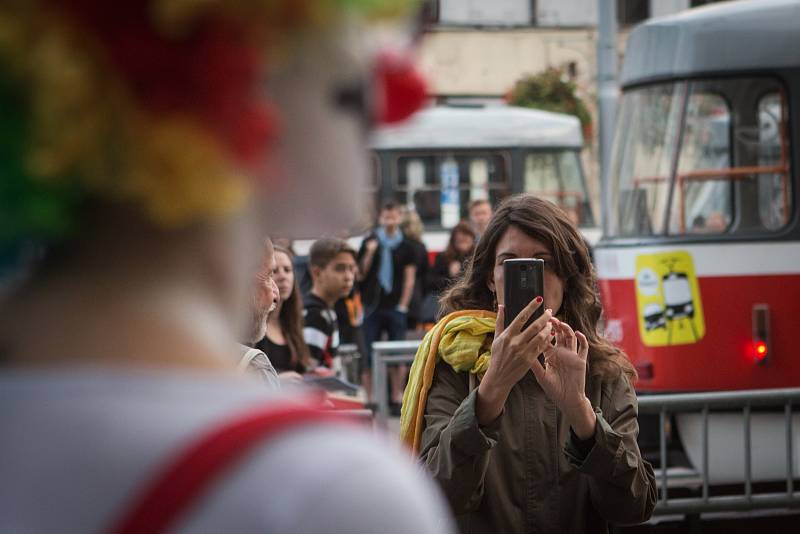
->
<box><xmin>303</xmin><ymin>238</ymin><xmax>357</xmax><ymax>368</ymax></box>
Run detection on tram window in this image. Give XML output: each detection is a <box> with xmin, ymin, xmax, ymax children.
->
<box><xmin>757</xmin><ymin>92</ymin><xmax>790</xmax><ymax>230</ymax></box>
<box><xmin>524</xmin><ymin>151</ymin><xmax>592</xmax><ymax>227</ymax></box>
<box><xmin>608</xmin><ymin>82</ymin><xmax>683</xmax><ymax>237</ymax></box>
<box><xmin>610</xmin><ymin>77</ymin><xmax>793</xmax><ymax>239</ymax></box>
<box><xmin>394</xmin><ymin>153</ymin><xmax>509</xmax><ymax>229</ymax></box>
<box><xmin>669</xmin><ymin>80</ymin><xmax>791</xmax><ymax>235</ymax></box>
<box><xmin>671</xmin><ymin>91</ymin><xmax>733</xmax><ymax>235</ymax></box>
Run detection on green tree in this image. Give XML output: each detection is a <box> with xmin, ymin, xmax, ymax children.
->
<box><xmin>507</xmin><ymin>68</ymin><xmax>592</xmax><ymax>135</ymax></box>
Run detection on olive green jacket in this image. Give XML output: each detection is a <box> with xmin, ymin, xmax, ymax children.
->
<box><xmin>420</xmin><ymin>361</ymin><xmax>657</xmax><ymax>533</ymax></box>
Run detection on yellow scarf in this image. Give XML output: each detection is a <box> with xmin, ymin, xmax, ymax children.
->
<box><xmin>399</xmin><ymin>310</ymin><xmax>496</xmax><ymax>452</ymax></box>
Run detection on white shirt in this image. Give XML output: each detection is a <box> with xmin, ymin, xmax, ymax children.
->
<box><xmin>0</xmin><ymin>368</ymin><xmax>454</xmax><ymax>533</ymax></box>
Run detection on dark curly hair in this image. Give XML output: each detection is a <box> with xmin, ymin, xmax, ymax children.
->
<box><xmin>441</xmin><ymin>194</ymin><xmax>635</xmax><ymax>383</ymax></box>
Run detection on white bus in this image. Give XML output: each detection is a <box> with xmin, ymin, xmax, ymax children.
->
<box><xmin>368</xmin><ymin>104</ymin><xmax>597</xmax><ymax>252</ymax></box>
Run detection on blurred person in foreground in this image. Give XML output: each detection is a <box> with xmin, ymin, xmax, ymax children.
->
<box><xmin>0</xmin><ymin>2</ymin><xmax>453</xmax><ymax>533</ymax></box>
<box><xmin>400</xmin><ymin>195</ymin><xmax>655</xmax><ymax>533</ymax></box>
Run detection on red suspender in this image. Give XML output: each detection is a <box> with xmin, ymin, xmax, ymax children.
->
<box><xmin>107</xmin><ymin>402</ymin><xmax>336</xmax><ymax>534</ymax></box>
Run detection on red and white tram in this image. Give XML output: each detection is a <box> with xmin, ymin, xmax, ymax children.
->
<box><xmin>595</xmin><ymin>0</ymin><xmax>800</xmax><ymax>482</ymax></box>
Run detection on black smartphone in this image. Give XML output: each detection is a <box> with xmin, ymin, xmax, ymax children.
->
<box><xmin>503</xmin><ymin>258</ymin><xmax>545</xmax><ymax>331</ymax></box>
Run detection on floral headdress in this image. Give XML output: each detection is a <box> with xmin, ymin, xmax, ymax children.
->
<box><xmin>0</xmin><ymin>0</ymin><xmax>424</xmax><ymax>275</ymax></box>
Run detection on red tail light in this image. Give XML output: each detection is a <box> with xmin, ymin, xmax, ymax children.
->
<box><xmin>753</xmin><ymin>341</ymin><xmax>768</xmax><ymax>363</ymax></box>
<box><xmin>752</xmin><ymin>304</ymin><xmax>770</xmax><ymax>365</ymax></box>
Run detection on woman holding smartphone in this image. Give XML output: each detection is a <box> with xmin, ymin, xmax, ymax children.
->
<box><xmin>401</xmin><ymin>195</ymin><xmax>656</xmax><ymax>533</ymax></box>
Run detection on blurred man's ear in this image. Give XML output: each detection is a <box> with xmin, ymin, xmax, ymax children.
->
<box><xmin>310</xmin><ymin>265</ymin><xmax>323</xmax><ymax>282</ymax></box>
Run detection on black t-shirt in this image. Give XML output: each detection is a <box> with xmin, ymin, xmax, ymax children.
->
<box><xmin>358</xmin><ymin>231</ymin><xmax>416</xmax><ymax>311</ymax></box>
<box><xmin>255</xmin><ymin>336</ymin><xmax>305</xmax><ymax>374</ymax></box>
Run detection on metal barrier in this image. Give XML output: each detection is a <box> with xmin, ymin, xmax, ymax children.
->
<box><xmin>369</xmin><ymin>339</ymin><xmax>800</xmax><ymax>516</ymax></box>
<box><xmin>371</xmin><ymin>340</ymin><xmax>420</xmax><ymax>424</ymax></box>
<box><xmin>335</xmin><ymin>343</ymin><xmax>361</xmax><ymax>384</ymax></box>
<box><xmin>638</xmin><ymin>388</ymin><xmax>800</xmax><ymax>516</ymax></box>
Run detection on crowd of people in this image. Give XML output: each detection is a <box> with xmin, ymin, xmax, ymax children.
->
<box><xmin>238</xmin><ymin>194</ymin><xmax>658</xmax><ymax>533</ymax></box>
<box><xmin>237</xmin><ymin>199</ymin><xmax>494</xmax><ymax>405</ymax></box>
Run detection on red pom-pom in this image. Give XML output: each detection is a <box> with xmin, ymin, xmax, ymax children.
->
<box><xmin>374</xmin><ymin>49</ymin><xmax>427</xmax><ymax>124</ymax></box>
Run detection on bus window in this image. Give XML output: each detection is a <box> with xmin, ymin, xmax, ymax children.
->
<box><xmin>394</xmin><ymin>152</ymin><xmax>510</xmax><ymax>229</ymax></box>
<box><xmin>671</xmin><ymin>91</ymin><xmax>732</xmax><ymax>234</ymax></box>
<box><xmin>608</xmin><ymin>82</ymin><xmax>684</xmax><ymax>237</ymax></box>
<box><xmin>524</xmin><ymin>151</ymin><xmax>592</xmax><ymax>227</ymax></box>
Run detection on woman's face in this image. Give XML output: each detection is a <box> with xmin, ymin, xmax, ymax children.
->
<box><xmin>272</xmin><ymin>250</ymin><xmax>295</xmax><ymax>302</ymax></box>
<box><xmin>453</xmin><ymin>230</ymin><xmax>475</xmax><ymax>255</ymax></box>
<box><xmin>487</xmin><ymin>225</ymin><xmax>565</xmax><ymax>315</ymax></box>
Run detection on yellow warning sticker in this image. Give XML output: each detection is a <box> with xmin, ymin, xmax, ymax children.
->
<box><xmin>635</xmin><ymin>251</ymin><xmax>705</xmax><ymax>347</ymax></box>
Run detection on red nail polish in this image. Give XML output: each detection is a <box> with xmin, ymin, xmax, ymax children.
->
<box><xmin>535</xmin><ymin>296</ymin><xmax>543</xmax><ymax>303</ymax></box>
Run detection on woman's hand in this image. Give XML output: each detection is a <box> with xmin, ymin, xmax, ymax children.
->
<box><xmin>310</xmin><ymin>366</ymin><xmax>335</xmax><ymax>378</ymax></box>
<box><xmin>278</xmin><ymin>371</ymin><xmax>304</xmax><ymax>386</ymax></box>
<box><xmin>476</xmin><ymin>298</ymin><xmax>552</xmax><ymax>425</ymax></box>
<box><xmin>531</xmin><ymin>318</ymin><xmax>597</xmax><ymax>439</ymax></box>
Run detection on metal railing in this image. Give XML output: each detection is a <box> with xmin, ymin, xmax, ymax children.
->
<box><xmin>638</xmin><ymin>388</ymin><xmax>800</xmax><ymax>516</ymax></box>
<box><xmin>369</xmin><ymin>339</ymin><xmax>800</xmax><ymax>516</ymax></box>
<box><xmin>371</xmin><ymin>340</ymin><xmax>420</xmax><ymax>424</ymax></box>
<box><xmin>335</xmin><ymin>343</ymin><xmax>362</xmax><ymax>385</ymax></box>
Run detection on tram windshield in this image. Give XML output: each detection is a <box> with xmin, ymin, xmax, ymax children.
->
<box><xmin>608</xmin><ymin>76</ymin><xmax>792</xmax><ymax>238</ymax></box>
